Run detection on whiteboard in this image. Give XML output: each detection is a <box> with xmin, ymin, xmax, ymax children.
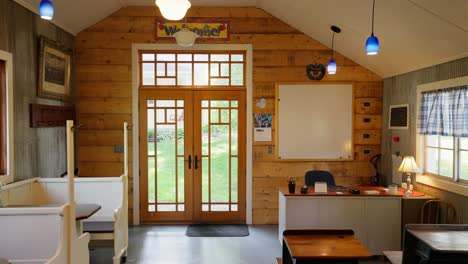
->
<box><xmin>276</xmin><ymin>83</ymin><xmax>353</xmax><ymax>160</ymax></box>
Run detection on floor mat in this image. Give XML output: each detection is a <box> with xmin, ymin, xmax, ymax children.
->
<box><xmin>186</xmin><ymin>224</ymin><xmax>249</xmax><ymax>237</ymax></box>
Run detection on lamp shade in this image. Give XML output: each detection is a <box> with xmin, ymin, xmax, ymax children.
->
<box><xmin>174</xmin><ymin>26</ymin><xmax>198</xmax><ymax>47</ymax></box>
<box><xmin>327</xmin><ymin>59</ymin><xmax>336</xmax><ymax>74</ymax></box>
<box><xmin>155</xmin><ymin>0</ymin><xmax>191</xmax><ymax>21</ymax></box>
<box><xmin>366</xmin><ymin>34</ymin><xmax>379</xmax><ymax>55</ymax></box>
<box><xmin>398</xmin><ymin>156</ymin><xmax>421</xmax><ymax>174</ymax></box>
<box><xmin>39</xmin><ymin>0</ymin><xmax>54</xmax><ymax>20</ymax></box>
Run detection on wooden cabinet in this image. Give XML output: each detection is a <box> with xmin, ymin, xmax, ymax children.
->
<box><xmin>279</xmin><ymin>193</ymin><xmax>402</xmax><ymax>255</ymax></box>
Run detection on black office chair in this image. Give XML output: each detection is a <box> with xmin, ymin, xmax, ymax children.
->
<box><xmin>304</xmin><ymin>170</ymin><xmax>336</xmax><ymax>186</ymax></box>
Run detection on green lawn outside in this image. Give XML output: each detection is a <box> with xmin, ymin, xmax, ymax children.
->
<box><xmin>147</xmin><ymin>128</ymin><xmax>238</xmax><ymax>206</ymax></box>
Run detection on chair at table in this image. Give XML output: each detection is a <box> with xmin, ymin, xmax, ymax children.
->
<box><xmin>420</xmin><ymin>200</ymin><xmax>457</xmax><ymax>224</ymax></box>
<box><xmin>304</xmin><ymin>170</ymin><xmax>336</xmax><ymax>186</ymax></box>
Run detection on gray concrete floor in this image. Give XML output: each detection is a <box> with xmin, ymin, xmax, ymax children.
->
<box><xmin>90</xmin><ymin>225</ymin><xmax>390</xmax><ymax>264</ymax></box>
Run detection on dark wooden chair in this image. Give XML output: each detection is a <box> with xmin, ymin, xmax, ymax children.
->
<box><xmin>420</xmin><ymin>200</ymin><xmax>457</xmax><ymax>224</ymax></box>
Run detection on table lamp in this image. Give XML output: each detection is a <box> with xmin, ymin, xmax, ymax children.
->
<box><xmin>398</xmin><ymin>156</ymin><xmax>421</xmax><ymax>196</ymax></box>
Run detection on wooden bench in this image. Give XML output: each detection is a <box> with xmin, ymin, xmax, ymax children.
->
<box><xmin>0</xmin><ymin>204</ymin><xmax>69</xmax><ymax>264</ymax></box>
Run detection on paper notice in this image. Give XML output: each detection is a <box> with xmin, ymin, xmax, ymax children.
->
<box><xmin>392</xmin><ymin>154</ymin><xmax>403</xmax><ymax>185</ymax></box>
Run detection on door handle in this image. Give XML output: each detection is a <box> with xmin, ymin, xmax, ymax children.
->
<box><xmin>188</xmin><ymin>155</ymin><xmax>192</xmax><ymax>169</ymax></box>
<box><xmin>195</xmin><ymin>155</ymin><xmax>199</xmax><ymax>170</ymax></box>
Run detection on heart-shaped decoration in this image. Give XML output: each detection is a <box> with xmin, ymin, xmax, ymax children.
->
<box><xmin>158</xmin><ymin>23</ymin><xmax>164</xmax><ymax>30</ymax></box>
<box><xmin>306</xmin><ymin>64</ymin><xmax>326</xmax><ymax>80</ymax></box>
<box><xmin>219</xmin><ymin>25</ymin><xmax>226</xmax><ymax>31</ymax></box>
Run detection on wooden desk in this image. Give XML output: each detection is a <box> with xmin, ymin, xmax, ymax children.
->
<box><xmin>282</xmin><ymin>230</ymin><xmax>371</xmax><ymax>264</ymax></box>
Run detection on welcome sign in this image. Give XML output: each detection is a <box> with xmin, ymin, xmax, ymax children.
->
<box><xmin>155</xmin><ymin>19</ymin><xmax>231</xmax><ymax>41</ymax></box>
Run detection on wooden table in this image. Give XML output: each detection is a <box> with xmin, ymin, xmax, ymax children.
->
<box><xmin>282</xmin><ymin>230</ymin><xmax>371</xmax><ymax>264</ymax></box>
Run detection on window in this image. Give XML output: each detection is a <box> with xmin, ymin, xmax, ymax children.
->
<box><xmin>416</xmin><ymin>77</ymin><xmax>468</xmax><ymax>195</ymax></box>
<box><xmin>0</xmin><ymin>50</ymin><xmax>13</xmax><ymax>185</ymax></box>
<box><xmin>139</xmin><ymin>51</ymin><xmax>245</xmax><ymax>88</ymax></box>
<box><xmin>423</xmin><ymin>135</ymin><xmax>467</xmax><ymax>183</ymax></box>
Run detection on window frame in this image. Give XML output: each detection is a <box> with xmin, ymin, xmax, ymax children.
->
<box><xmin>416</xmin><ymin>76</ymin><xmax>468</xmax><ymax>197</ymax></box>
<box><xmin>0</xmin><ymin>50</ymin><xmax>14</xmax><ymax>185</ymax></box>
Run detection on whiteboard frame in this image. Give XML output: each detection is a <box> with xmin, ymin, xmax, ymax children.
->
<box><xmin>275</xmin><ymin>82</ymin><xmax>355</xmax><ymax>161</ymax></box>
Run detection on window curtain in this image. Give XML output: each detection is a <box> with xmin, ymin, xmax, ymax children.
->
<box><xmin>418</xmin><ymin>85</ymin><xmax>468</xmax><ymax>137</ymax></box>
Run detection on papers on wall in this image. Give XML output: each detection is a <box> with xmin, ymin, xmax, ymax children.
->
<box><xmin>392</xmin><ymin>154</ymin><xmax>403</xmax><ymax>185</ymax></box>
<box><xmin>254</xmin><ymin>113</ymin><xmax>272</xmax><ymax>142</ymax></box>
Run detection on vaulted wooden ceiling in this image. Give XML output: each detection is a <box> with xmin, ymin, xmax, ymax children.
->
<box><xmin>14</xmin><ymin>0</ymin><xmax>468</xmax><ymax>77</ymax></box>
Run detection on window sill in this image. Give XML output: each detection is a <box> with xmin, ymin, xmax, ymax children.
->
<box><xmin>416</xmin><ymin>174</ymin><xmax>468</xmax><ymax>197</ymax></box>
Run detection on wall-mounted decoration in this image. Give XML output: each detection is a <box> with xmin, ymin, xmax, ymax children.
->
<box><xmin>389</xmin><ymin>104</ymin><xmax>409</xmax><ymax>129</ymax></box>
<box><xmin>254</xmin><ymin>113</ymin><xmax>272</xmax><ymax>142</ymax></box>
<box><xmin>256</xmin><ymin>98</ymin><xmax>267</xmax><ymax>109</ymax></box>
<box><xmin>155</xmin><ymin>19</ymin><xmax>230</xmax><ymax>42</ymax></box>
<box><xmin>38</xmin><ymin>36</ymin><xmax>72</xmax><ymax>101</ymax></box>
<box><xmin>306</xmin><ymin>64</ymin><xmax>325</xmax><ymax>80</ymax></box>
<box><xmin>30</xmin><ymin>104</ymin><xmax>75</xmax><ymax>128</ymax></box>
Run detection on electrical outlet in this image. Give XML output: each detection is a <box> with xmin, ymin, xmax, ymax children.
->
<box><xmin>114</xmin><ymin>145</ymin><xmax>124</xmax><ymax>153</ymax></box>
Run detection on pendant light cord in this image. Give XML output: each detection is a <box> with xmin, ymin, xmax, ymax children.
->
<box><xmin>331</xmin><ymin>32</ymin><xmax>335</xmax><ymax>60</ymax></box>
<box><xmin>371</xmin><ymin>0</ymin><xmax>375</xmax><ymax>35</ymax></box>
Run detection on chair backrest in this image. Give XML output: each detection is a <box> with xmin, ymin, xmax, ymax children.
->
<box><xmin>420</xmin><ymin>200</ymin><xmax>457</xmax><ymax>224</ymax></box>
<box><xmin>305</xmin><ymin>170</ymin><xmax>336</xmax><ymax>186</ymax></box>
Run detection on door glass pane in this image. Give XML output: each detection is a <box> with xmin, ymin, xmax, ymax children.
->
<box><xmin>202</xmin><ymin>109</ymin><xmax>209</xmax><ymax>155</ymax></box>
<box><xmin>221</xmin><ymin>109</ymin><xmax>229</xmax><ymax>123</ymax></box>
<box><xmin>157</xmin><ymin>78</ymin><xmax>176</xmax><ymax>85</ymax></box>
<box><xmin>211</xmin><ymin>100</ymin><xmax>229</xmax><ymax>107</ymax></box>
<box><xmin>439</xmin><ymin>149</ymin><xmax>453</xmax><ymax>177</ymax></box>
<box><xmin>194</xmin><ymin>54</ymin><xmax>208</xmax><ymax>61</ymax></box>
<box><xmin>167</xmin><ymin>63</ymin><xmax>176</xmax><ymax>76</ymax></box>
<box><xmin>202</xmin><ymin>157</ymin><xmax>209</xmax><ymax>203</ymax></box>
<box><xmin>142</xmin><ymin>54</ymin><xmax>155</xmax><ymax>61</ymax></box>
<box><xmin>231</xmin><ymin>63</ymin><xmax>243</xmax><ymax>85</ymax></box>
<box><xmin>211</xmin><ymin>78</ymin><xmax>229</xmax><ymax>86</ymax></box>
<box><xmin>177</xmin><ymin>109</ymin><xmax>184</xmax><ymax>155</ymax></box>
<box><xmin>220</xmin><ymin>63</ymin><xmax>230</xmax><ymax>77</ymax></box>
<box><xmin>211</xmin><ymin>54</ymin><xmax>229</xmax><ymax>61</ymax></box>
<box><xmin>178</xmin><ymin>157</ymin><xmax>185</xmax><ymax>203</ymax></box>
<box><xmin>231</xmin><ymin>109</ymin><xmax>238</xmax><ymax>155</ymax></box>
<box><xmin>156</xmin><ymin>124</ymin><xmax>176</xmax><ymax>203</ymax></box>
<box><xmin>231</xmin><ymin>157</ymin><xmax>238</xmax><ymax>202</ymax></box>
<box><xmin>177</xmin><ymin>63</ymin><xmax>192</xmax><ymax>85</ymax></box>
<box><xmin>142</xmin><ymin>63</ymin><xmax>155</xmax><ymax>85</ymax></box>
<box><xmin>157</xmin><ymin>63</ymin><xmax>165</xmax><ymax>76</ymax></box>
<box><xmin>231</xmin><ymin>54</ymin><xmax>243</xmax><ymax>61</ymax></box>
<box><xmin>148</xmin><ymin>109</ymin><xmax>155</xmax><ymax>155</ymax></box>
<box><xmin>210</xmin><ymin>63</ymin><xmax>219</xmax><ymax>77</ymax></box>
<box><xmin>148</xmin><ymin>157</ymin><xmax>155</xmax><ymax>203</ymax></box>
<box><xmin>210</xmin><ymin>124</ymin><xmax>229</xmax><ymax>204</ymax></box>
<box><xmin>157</xmin><ymin>54</ymin><xmax>175</xmax><ymax>61</ymax></box>
<box><xmin>167</xmin><ymin>109</ymin><xmax>175</xmax><ymax>123</ymax></box>
<box><xmin>177</xmin><ymin>54</ymin><xmax>192</xmax><ymax>61</ymax></box>
<box><xmin>156</xmin><ymin>109</ymin><xmax>165</xmax><ymax>123</ymax></box>
<box><xmin>210</xmin><ymin>109</ymin><xmax>219</xmax><ymax>123</ymax></box>
<box><xmin>156</xmin><ymin>100</ymin><xmax>175</xmax><ymax>107</ymax></box>
<box><xmin>194</xmin><ymin>63</ymin><xmax>209</xmax><ymax>85</ymax></box>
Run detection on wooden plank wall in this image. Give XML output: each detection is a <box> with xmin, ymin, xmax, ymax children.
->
<box><xmin>75</xmin><ymin>6</ymin><xmax>383</xmax><ymax>224</ymax></box>
<box><xmin>0</xmin><ymin>0</ymin><xmax>75</xmax><ymax>181</ymax></box>
<box><xmin>381</xmin><ymin>57</ymin><xmax>468</xmax><ymax>224</ymax></box>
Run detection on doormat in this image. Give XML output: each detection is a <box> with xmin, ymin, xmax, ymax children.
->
<box><xmin>186</xmin><ymin>224</ymin><xmax>249</xmax><ymax>237</ymax></box>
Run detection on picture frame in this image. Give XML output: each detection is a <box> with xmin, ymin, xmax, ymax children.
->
<box><xmin>38</xmin><ymin>36</ymin><xmax>72</xmax><ymax>101</ymax></box>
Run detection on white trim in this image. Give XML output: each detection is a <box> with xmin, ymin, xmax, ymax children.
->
<box><xmin>0</xmin><ymin>50</ymin><xmax>14</xmax><ymax>185</ymax></box>
<box><xmin>131</xmin><ymin>44</ymin><xmax>253</xmax><ymax>225</ymax></box>
<box><xmin>13</xmin><ymin>0</ymin><xmax>77</xmax><ymax>36</ymax></box>
<box><xmin>415</xmin><ymin>76</ymin><xmax>468</xmax><ymax>197</ymax></box>
<box><xmin>417</xmin><ymin>174</ymin><xmax>468</xmax><ymax>197</ymax></box>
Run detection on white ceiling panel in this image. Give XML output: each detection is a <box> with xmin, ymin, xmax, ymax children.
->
<box><xmin>122</xmin><ymin>0</ymin><xmax>258</xmax><ymax>7</ymax></box>
<box><xmin>259</xmin><ymin>0</ymin><xmax>468</xmax><ymax>77</ymax></box>
<box><xmin>13</xmin><ymin>0</ymin><xmax>468</xmax><ymax>77</ymax></box>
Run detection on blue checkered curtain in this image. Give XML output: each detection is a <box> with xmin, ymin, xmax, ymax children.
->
<box><xmin>418</xmin><ymin>86</ymin><xmax>468</xmax><ymax>137</ymax></box>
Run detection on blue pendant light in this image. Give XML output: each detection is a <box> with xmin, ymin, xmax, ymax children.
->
<box><xmin>366</xmin><ymin>0</ymin><xmax>379</xmax><ymax>55</ymax></box>
<box><xmin>327</xmin><ymin>25</ymin><xmax>341</xmax><ymax>75</ymax></box>
<box><xmin>39</xmin><ymin>0</ymin><xmax>54</xmax><ymax>20</ymax></box>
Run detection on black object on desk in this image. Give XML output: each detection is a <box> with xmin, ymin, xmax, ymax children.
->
<box><xmin>403</xmin><ymin>224</ymin><xmax>468</xmax><ymax>264</ymax></box>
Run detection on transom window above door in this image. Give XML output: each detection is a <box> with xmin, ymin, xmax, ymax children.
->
<box><xmin>140</xmin><ymin>51</ymin><xmax>245</xmax><ymax>87</ymax></box>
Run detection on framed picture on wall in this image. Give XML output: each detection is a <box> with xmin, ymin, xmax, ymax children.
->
<box><xmin>38</xmin><ymin>36</ymin><xmax>72</xmax><ymax>101</ymax></box>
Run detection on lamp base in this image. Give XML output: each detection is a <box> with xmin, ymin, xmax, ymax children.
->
<box><xmin>404</xmin><ymin>189</ymin><xmax>412</xmax><ymax>197</ymax></box>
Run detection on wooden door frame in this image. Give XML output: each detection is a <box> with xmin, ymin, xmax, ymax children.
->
<box><xmin>131</xmin><ymin>44</ymin><xmax>253</xmax><ymax>225</ymax></box>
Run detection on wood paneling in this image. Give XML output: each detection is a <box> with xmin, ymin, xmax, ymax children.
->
<box><xmin>75</xmin><ymin>6</ymin><xmax>383</xmax><ymax>224</ymax></box>
<box><xmin>0</xmin><ymin>0</ymin><xmax>75</xmax><ymax>181</ymax></box>
<box><xmin>381</xmin><ymin>57</ymin><xmax>468</xmax><ymax>224</ymax></box>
